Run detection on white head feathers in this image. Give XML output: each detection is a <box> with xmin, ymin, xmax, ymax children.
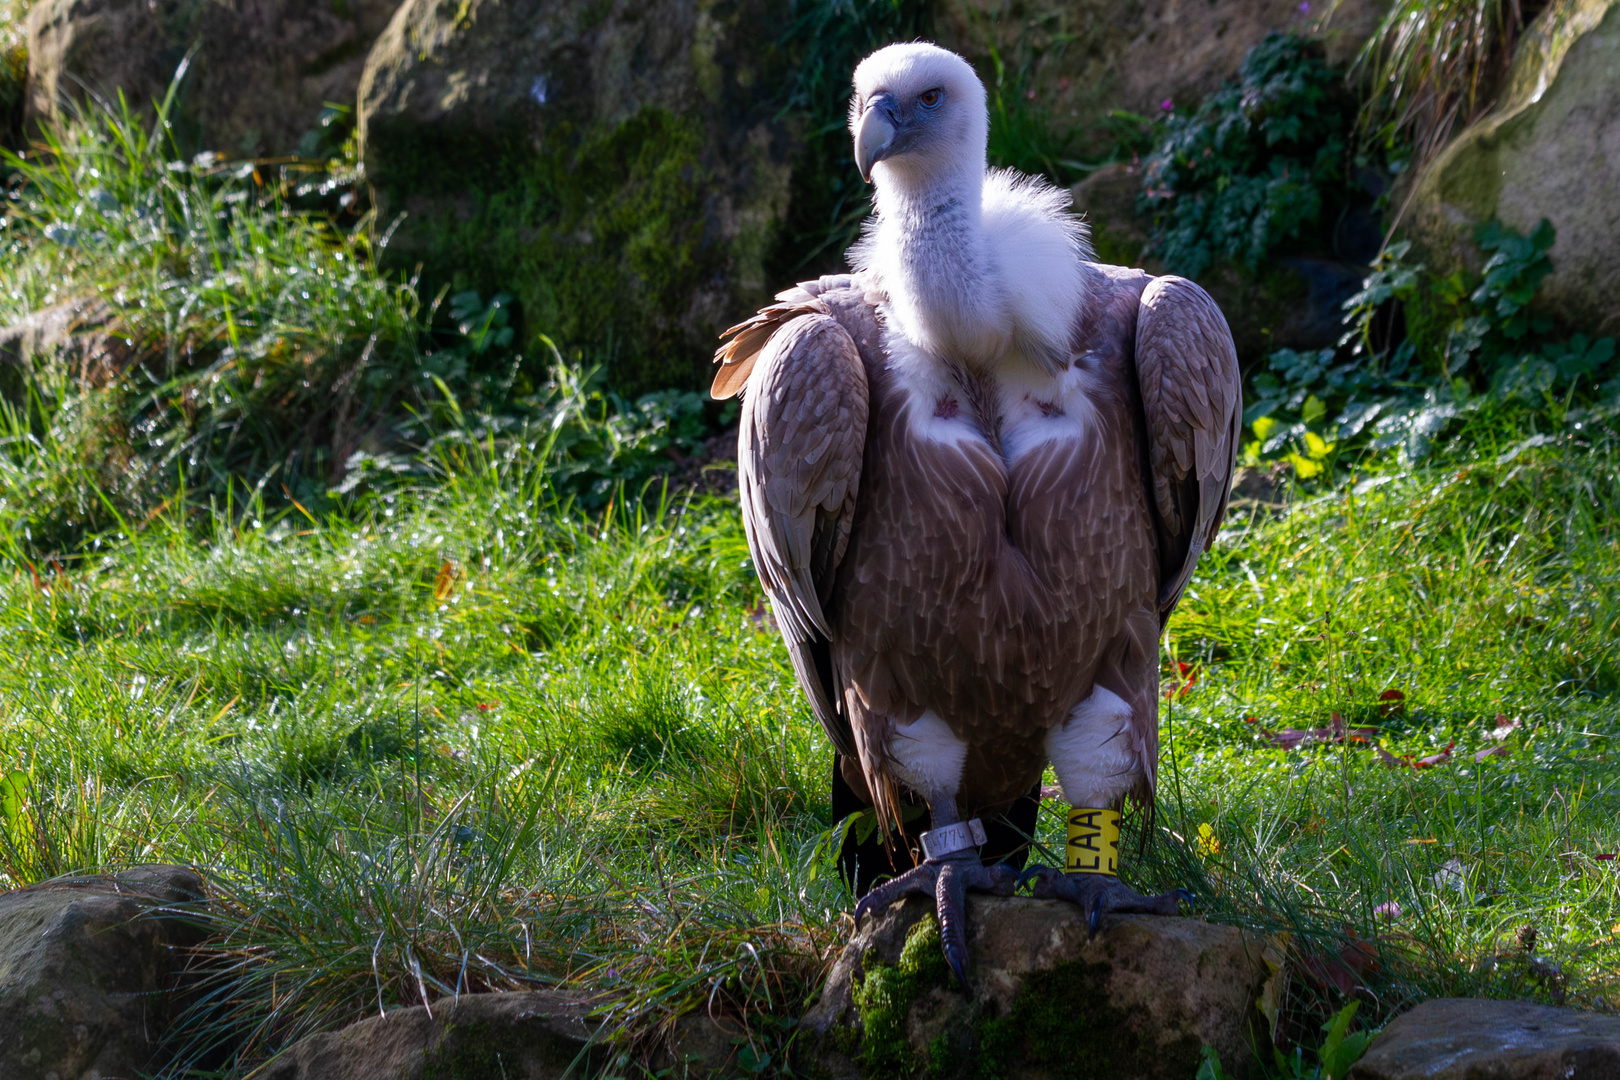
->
<box><xmin>845</xmin><ymin>42</ymin><xmax>1090</xmax><ymax>376</ymax></box>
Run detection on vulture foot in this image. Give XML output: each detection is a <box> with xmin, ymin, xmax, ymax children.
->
<box><xmin>1016</xmin><ymin>866</ymin><xmax>1188</xmax><ymax>939</ymax></box>
<box><xmin>854</xmin><ymin>855</ymin><xmax>1018</xmax><ymax>989</ymax></box>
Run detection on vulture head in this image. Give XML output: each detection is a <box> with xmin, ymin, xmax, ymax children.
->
<box><xmin>846</xmin><ymin>43</ymin><xmax>1084</xmax><ymax>375</ymax></box>
<box><xmin>850</xmin><ymin>43</ymin><xmax>988</xmax><ymax>191</ymax></box>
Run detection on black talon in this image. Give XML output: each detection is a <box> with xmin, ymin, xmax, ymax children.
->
<box><xmin>936</xmin><ymin>861</ymin><xmax>972</xmax><ymax>990</ymax></box>
<box><xmin>1015</xmin><ymin>865</ymin><xmax>1043</xmax><ymax>892</ymax></box>
<box><xmin>943</xmin><ymin>939</ymin><xmax>970</xmax><ymax>991</ymax></box>
<box><xmin>1087</xmin><ymin>894</ymin><xmax>1103</xmax><ymax>941</ymax></box>
<box><xmin>1177</xmin><ymin>888</ymin><xmax>1198</xmax><ymax>907</ymax></box>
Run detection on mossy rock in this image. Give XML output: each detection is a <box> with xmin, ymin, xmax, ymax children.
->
<box><xmin>802</xmin><ymin>894</ymin><xmax>1279</xmax><ymax>1080</ymax></box>
<box><xmin>931</xmin><ymin>0</ymin><xmax>1390</xmax><ymax>167</ymax></box>
<box><xmin>1402</xmin><ymin>0</ymin><xmax>1620</xmax><ymax>339</ymax></box>
<box><xmin>257</xmin><ymin>989</ymin><xmax>603</xmax><ymax>1080</ymax></box>
<box><xmin>355</xmin><ymin>0</ymin><xmax>796</xmax><ymax>397</ymax></box>
<box><xmin>25</xmin><ymin>0</ymin><xmax>397</xmax><ymax>156</ymax></box>
<box><xmin>0</xmin><ymin>866</ymin><xmax>208</xmax><ymax>1079</ymax></box>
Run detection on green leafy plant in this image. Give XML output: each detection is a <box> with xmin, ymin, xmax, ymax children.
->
<box><xmin>1317</xmin><ymin>1002</ymin><xmax>1376</xmax><ymax>1079</ymax></box>
<box><xmin>1246</xmin><ymin>241</ymin><xmax>1423</xmax><ymax>469</ymax></box>
<box><xmin>1198</xmin><ymin>1001</ymin><xmax>1374</xmax><ymax>1080</ymax></box>
<box><xmin>1245</xmin><ymin>220</ymin><xmax>1619</xmax><ymax>476</ymax></box>
<box><xmin>1138</xmin><ymin>34</ymin><xmax>1356</xmax><ymax>279</ymax></box>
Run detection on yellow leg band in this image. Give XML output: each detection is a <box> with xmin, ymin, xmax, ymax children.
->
<box><xmin>1066</xmin><ymin>807</ymin><xmax>1120</xmax><ymax>875</ymax></box>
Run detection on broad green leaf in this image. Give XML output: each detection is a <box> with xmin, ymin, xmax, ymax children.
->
<box><xmin>0</xmin><ymin>770</ymin><xmax>27</xmax><ymax>831</ymax></box>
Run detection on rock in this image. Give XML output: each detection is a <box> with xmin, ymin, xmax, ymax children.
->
<box><xmin>934</xmin><ymin>0</ymin><xmax>1390</xmax><ymax>165</ymax></box>
<box><xmin>1348</xmin><ymin>997</ymin><xmax>1620</xmax><ymax>1080</ymax></box>
<box><xmin>0</xmin><ymin>865</ymin><xmax>208</xmax><ymax>1080</ymax></box>
<box><xmin>25</xmin><ymin>0</ymin><xmax>398</xmax><ymax>156</ymax></box>
<box><xmin>355</xmin><ymin>0</ymin><xmax>795</xmax><ymax>397</ymax></box>
<box><xmin>801</xmin><ymin>895</ymin><xmax>1279</xmax><ymax>1080</ymax></box>
<box><xmin>651</xmin><ymin>1010</ymin><xmax>753</xmax><ymax>1079</ymax></box>
<box><xmin>257</xmin><ymin>989</ymin><xmax>600</xmax><ymax>1080</ymax></box>
<box><xmin>1402</xmin><ymin>0</ymin><xmax>1620</xmax><ymax>337</ymax></box>
<box><xmin>261</xmin><ymin>988</ymin><xmax>750</xmax><ymax>1079</ymax></box>
<box><xmin>0</xmin><ymin>297</ymin><xmax>124</xmax><ymax>384</ymax></box>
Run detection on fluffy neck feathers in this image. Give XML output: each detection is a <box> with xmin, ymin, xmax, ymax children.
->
<box><xmin>854</xmin><ymin>165</ymin><xmax>1090</xmax><ymax>377</ymax></box>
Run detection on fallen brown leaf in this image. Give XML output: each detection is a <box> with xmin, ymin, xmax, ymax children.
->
<box><xmin>1377</xmin><ymin>740</ymin><xmax>1456</xmax><ymax>768</ymax></box>
<box><xmin>1487</xmin><ymin>713</ymin><xmax>1523</xmax><ymax>740</ymax></box>
<box><xmin>1264</xmin><ymin>712</ymin><xmax>1378</xmax><ymax>750</ymax></box>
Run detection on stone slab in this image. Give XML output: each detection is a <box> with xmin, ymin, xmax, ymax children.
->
<box><xmin>1349</xmin><ymin>997</ymin><xmax>1620</xmax><ymax>1080</ymax></box>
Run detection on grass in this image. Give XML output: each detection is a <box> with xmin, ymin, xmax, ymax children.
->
<box><xmin>0</xmin><ymin>391</ymin><xmax>1613</xmax><ymax>1075</ymax></box>
<box><xmin>1354</xmin><ymin>0</ymin><xmax>1527</xmax><ymax>164</ymax></box>
<box><xmin>0</xmin><ymin>89</ymin><xmax>434</xmax><ymax>549</ymax></box>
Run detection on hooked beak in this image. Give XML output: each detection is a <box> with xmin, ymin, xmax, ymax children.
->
<box><xmin>854</xmin><ymin>93</ymin><xmax>900</xmax><ymax>183</ymax></box>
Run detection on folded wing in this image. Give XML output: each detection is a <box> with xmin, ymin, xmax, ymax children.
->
<box><xmin>713</xmin><ymin>292</ymin><xmax>870</xmax><ymax>755</ymax></box>
<box><xmin>1134</xmin><ymin>276</ymin><xmax>1242</xmax><ymax>618</ymax></box>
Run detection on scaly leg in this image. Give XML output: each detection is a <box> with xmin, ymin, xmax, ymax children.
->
<box><xmin>852</xmin><ymin>797</ymin><xmax>1017</xmax><ymax>988</ymax></box>
<box><xmin>1017</xmin><ymin>864</ymin><xmax>1187</xmax><ymax>938</ymax></box>
<box><xmin>1024</xmin><ymin>686</ymin><xmax>1192</xmax><ymax>938</ymax></box>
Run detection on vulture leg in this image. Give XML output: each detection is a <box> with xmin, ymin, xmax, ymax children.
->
<box><xmin>852</xmin><ymin>795</ymin><xmax>1018</xmax><ymax>988</ymax></box>
<box><xmin>1017</xmin><ymin>686</ymin><xmax>1189</xmax><ymax>936</ymax></box>
<box><xmin>1019</xmin><ymin>865</ymin><xmax>1184</xmax><ymax>938</ymax></box>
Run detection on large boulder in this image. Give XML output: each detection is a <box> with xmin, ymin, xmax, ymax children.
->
<box><xmin>25</xmin><ymin>0</ymin><xmax>399</xmax><ymax>156</ymax></box>
<box><xmin>1348</xmin><ymin>997</ymin><xmax>1620</xmax><ymax>1079</ymax></box>
<box><xmin>259</xmin><ymin>988</ymin><xmax>748</xmax><ymax>1079</ymax></box>
<box><xmin>256</xmin><ymin>989</ymin><xmax>602</xmax><ymax>1080</ymax></box>
<box><xmin>0</xmin><ymin>865</ymin><xmax>207</xmax><ymax>1080</ymax></box>
<box><xmin>1402</xmin><ymin>0</ymin><xmax>1620</xmax><ymax>337</ymax></box>
<box><xmin>934</xmin><ymin>0</ymin><xmax>1389</xmax><ymax>165</ymax></box>
<box><xmin>355</xmin><ymin>0</ymin><xmax>796</xmax><ymax>397</ymax></box>
<box><xmin>801</xmin><ymin>895</ymin><xmax>1280</xmax><ymax>1080</ymax></box>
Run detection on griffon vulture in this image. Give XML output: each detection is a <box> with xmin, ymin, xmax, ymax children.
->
<box><xmin>712</xmin><ymin>42</ymin><xmax>1241</xmax><ymax>982</ymax></box>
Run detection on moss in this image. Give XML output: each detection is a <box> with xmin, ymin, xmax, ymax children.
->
<box><xmin>1429</xmin><ymin>132</ymin><xmax>1509</xmax><ymax>222</ymax></box>
<box><xmin>1</xmin><ymin>43</ymin><xmax>25</xmax><ymax>153</ymax></box>
<box><xmin>974</xmin><ymin>958</ymin><xmax>1200</xmax><ymax>1080</ymax></box>
<box><xmin>987</xmin><ymin>960</ymin><xmax>1131</xmax><ymax>1079</ymax></box>
<box><xmin>422</xmin><ymin>1021</ymin><xmax>507</xmax><ymax>1080</ymax></box>
<box><xmin>368</xmin><ymin>101</ymin><xmax>721</xmax><ymax>398</ymax></box>
<box><xmin>850</xmin><ymin>914</ymin><xmax>953</xmax><ymax>1078</ymax></box>
<box><xmin>842</xmin><ymin>935</ymin><xmax>1210</xmax><ymax>1080</ymax></box>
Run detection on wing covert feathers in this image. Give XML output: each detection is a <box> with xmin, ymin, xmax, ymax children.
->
<box><xmin>1134</xmin><ymin>276</ymin><xmax>1242</xmax><ymax>617</ymax></box>
<box><xmin>712</xmin><ymin>283</ymin><xmax>831</xmax><ymax>400</ymax></box>
<box><xmin>726</xmin><ymin>304</ymin><xmax>869</xmax><ymax>757</ymax></box>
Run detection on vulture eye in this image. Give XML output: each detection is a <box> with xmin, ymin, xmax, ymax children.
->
<box><xmin>919</xmin><ymin>88</ymin><xmax>943</xmax><ymax>109</ymax></box>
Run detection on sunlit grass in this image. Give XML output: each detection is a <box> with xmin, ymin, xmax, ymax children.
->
<box><xmin>0</xmin><ymin>405</ymin><xmax>1614</xmax><ymax>1074</ymax></box>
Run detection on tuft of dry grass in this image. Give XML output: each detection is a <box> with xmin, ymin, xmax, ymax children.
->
<box><xmin>1354</xmin><ymin>0</ymin><xmax>1527</xmax><ymax>163</ymax></box>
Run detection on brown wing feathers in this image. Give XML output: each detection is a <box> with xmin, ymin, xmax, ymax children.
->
<box><xmin>1133</xmin><ymin>276</ymin><xmax>1242</xmax><ymax>617</ymax></box>
<box><xmin>713</xmin><ymin>282</ymin><xmax>836</xmax><ymax>401</ymax></box>
<box><xmin>719</xmin><ymin>297</ymin><xmax>870</xmax><ymax>757</ymax></box>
